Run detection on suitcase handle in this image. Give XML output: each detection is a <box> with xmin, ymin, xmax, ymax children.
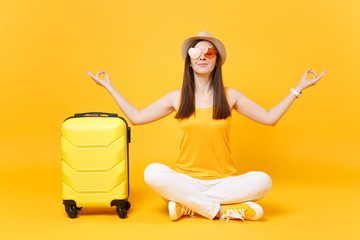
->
<box><xmin>74</xmin><ymin>112</ymin><xmax>118</xmax><ymax>117</ymax></box>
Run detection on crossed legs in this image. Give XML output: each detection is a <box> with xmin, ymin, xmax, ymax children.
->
<box><xmin>144</xmin><ymin>163</ymin><xmax>272</xmax><ymax>219</ymax></box>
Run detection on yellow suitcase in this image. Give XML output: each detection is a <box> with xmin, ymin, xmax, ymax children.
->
<box><xmin>61</xmin><ymin>112</ymin><xmax>131</xmax><ymax>218</ymax></box>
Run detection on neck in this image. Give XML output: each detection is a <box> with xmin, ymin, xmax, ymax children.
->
<box><xmin>193</xmin><ymin>71</ymin><xmax>213</xmax><ymax>96</ymax></box>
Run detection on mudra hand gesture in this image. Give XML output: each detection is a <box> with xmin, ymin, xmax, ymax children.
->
<box><xmin>85</xmin><ymin>69</ymin><xmax>113</xmax><ymax>90</ymax></box>
<box><xmin>295</xmin><ymin>68</ymin><xmax>328</xmax><ymax>92</ymax></box>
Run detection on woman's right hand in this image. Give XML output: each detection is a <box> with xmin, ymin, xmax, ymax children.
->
<box><xmin>85</xmin><ymin>69</ymin><xmax>114</xmax><ymax>90</ymax></box>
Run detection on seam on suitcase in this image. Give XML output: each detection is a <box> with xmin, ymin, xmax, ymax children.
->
<box><xmin>62</xmin><ymin>134</ymin><xmax>125</xmax><ymax>148</ymax></box>
<box><xmin>62</xmin><ymin>156</ymin><xmax>126</xmax><ymax>172</ymax></box>
<box><xmin>63</xmin><ymin>179</ymin><xmax>127</xmax><ymax>194</ymax></box>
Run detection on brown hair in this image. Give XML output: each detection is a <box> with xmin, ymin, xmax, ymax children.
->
<box><xmin>175</xmin><ymin>39</ymin><xmax>231</xmax><ymax>120</ymax></box>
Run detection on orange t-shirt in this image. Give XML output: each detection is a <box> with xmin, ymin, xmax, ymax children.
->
<box><xmin>175</xmin><ymin>87</ymin><xmax>238</xmax><ymax>180</ymax></box>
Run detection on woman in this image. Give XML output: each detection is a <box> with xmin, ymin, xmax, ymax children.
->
<box><xmin>86</xmin><ymin>31</ymin><xmax>328</xmax><ymax>221</ymax></box>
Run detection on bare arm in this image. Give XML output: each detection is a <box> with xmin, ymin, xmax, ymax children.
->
<box><xmin>85</xmin><ymin>69</ymin><xmax>177</xmax><ymax>125</ymax></box>
<box><xmin>268</xmin><ymin>68</ymin><xmax>328</xmax><ymax>125</ymax></box>
<box><xmin>231</xmin><ymin>88</ymin><xmax>274</xmax><ymax>126</ymax></box>
<box><xmin>232</xmin><ymin>68</ymin><xmax>328</xmax><ymax>126</ymax></box>
<box><xmin>107</xmin><ymin>86</ymin><xmax>176</xmax><ymax>125</ymax></box>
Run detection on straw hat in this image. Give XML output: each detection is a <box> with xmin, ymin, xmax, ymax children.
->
<box><xmin>181</xmin><ymin>31</ymin><xmax>226</xmax><ymax>66</ymax></box>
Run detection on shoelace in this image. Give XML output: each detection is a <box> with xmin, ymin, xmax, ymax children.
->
<box><xmin>182</xmin><ymin>206</ymin><xmax>194</xmax><ymax>216</ymax></box>
<box><xmin>220</xmin><ymin>208</ymin><xmax>246</xmax><ymax>222</ymax></box>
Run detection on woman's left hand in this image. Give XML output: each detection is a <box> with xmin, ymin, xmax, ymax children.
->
<box><xmin>295</xmin><ymin>68</ymin><xmax>328</xmax><ymax>92</ymax></box>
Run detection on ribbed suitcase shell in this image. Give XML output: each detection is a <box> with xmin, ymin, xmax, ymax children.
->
<box><xmin>61</xmin><ymin>112</ymin><xmax>130</xmax><ymax>217</ymax></box>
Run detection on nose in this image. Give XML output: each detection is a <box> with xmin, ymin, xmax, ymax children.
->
<box><xmin>199</xmin><ymin>51</ymin><xmax>206</xmax><ymax>60</ymax></box>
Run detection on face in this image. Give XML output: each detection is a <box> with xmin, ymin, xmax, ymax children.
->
<box><xmin>189</xmin><ymin>40</ymin><xmax>217</xmax><ymax>75</ymax></box>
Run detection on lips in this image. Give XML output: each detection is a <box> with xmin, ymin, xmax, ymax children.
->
<box><xmin>198</xmin><ymin>63</ymin><xmax>208</xmax><ymax>66</ymax></box>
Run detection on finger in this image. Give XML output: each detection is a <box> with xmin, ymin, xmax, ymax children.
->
<box><xmin>303</xmin><ymin>68</ymin><xmax>312</xmax><ymax>78</ymax></box>
<box><xmin>85</xmin><ymin>70</ymin><xmax>97</xmax><ymax>79</ymax></box>
<box><xmin>318</xmin><ymin>69</ymin><xmax>328</xmax><ymax>78</ymax></box>
<box><xmin>309</xmin><ymin>70</ymin><xmax>317</xmax><ymax>80</ymax></box>
<box><xmin>101</xmin><ymin>69</ymin><xmax>110</xmax><ymax>80</ymax></box>
<box><xmin>85</xmin><ymin>70</ymin><xmax>104</xmax><ymax>85</ymax></box>
<box><xmin>315</xmin><ymin>69</ymin><xmax>328</xmax><ymax>81</ymax></box>
<box><xmin>96</xmin><ymin>71</ymin><xmax>103</xmax><ymax>79</ymax></box>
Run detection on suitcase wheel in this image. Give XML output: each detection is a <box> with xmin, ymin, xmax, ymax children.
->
<box><xmin>125</xmin><ymin>200</ymin><xmax>131</xmax><ymax>210</ymax></box>
<box><xmin>65</xmin><ymin>206</ymin><xmax>78</xmax><ymax>218</ymax></box>
<box><xmin>116</xmin><ymin>206</ymin><xmax>127</xmax><ymax>219</ymax></box>
<box><xmin>111</xmin><ymin>200</ymin><xmax>130</xmax><ymax>218</ymax></box>
<box><xmin>63</xmin><ymin>200</ymin><xmax>81</xmax><ymax>218</ymax></box>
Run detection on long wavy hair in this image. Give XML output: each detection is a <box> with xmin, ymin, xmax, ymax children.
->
<box><xmin>175</xmin><ymin>39</ymin><xmax>231</xmax><ymax>120</ymax></box>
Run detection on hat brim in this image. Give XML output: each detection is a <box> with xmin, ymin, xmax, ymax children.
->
<box><xmin>181</xmin><ymin>36</ymin><xmax>226</xmax><ymax>66</ymax></box>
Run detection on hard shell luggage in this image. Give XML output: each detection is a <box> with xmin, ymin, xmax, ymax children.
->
<box><xmin>61</xmin><ymin>112</ymin><xmax>131</xmax><ymax>218</ymax></box>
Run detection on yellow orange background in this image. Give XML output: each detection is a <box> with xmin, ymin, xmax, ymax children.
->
<box><xmin>0</xmin><ymin>0</ymin><xmax>359</xmax><ymax>239</ymax></box>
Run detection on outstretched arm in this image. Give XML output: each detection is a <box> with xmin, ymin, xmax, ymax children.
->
<box><xmin>232</xmin><ymin>68</ymin><xmax>328</xmax><ymax>126</ymax></box>
<box><xmin>85</xmin><ymin>70</ymin><xmax>176</xmax><ymax>125</ymax></box>
<box><xmin>268</xmin><ymin>68</ymin><xmax>328</xmax><ymax>126</ymax></box>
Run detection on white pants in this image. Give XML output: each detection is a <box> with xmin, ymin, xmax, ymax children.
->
<box><xmin>144</xmin><ymin>163</ymin><xmax>272</xmax><ymax>219</ymax></box>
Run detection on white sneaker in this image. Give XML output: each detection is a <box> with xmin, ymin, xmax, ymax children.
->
<box><xmin>168</xmin><ymin>201</ymin><xmax>194</xmax><ymax>220</ymax></box>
